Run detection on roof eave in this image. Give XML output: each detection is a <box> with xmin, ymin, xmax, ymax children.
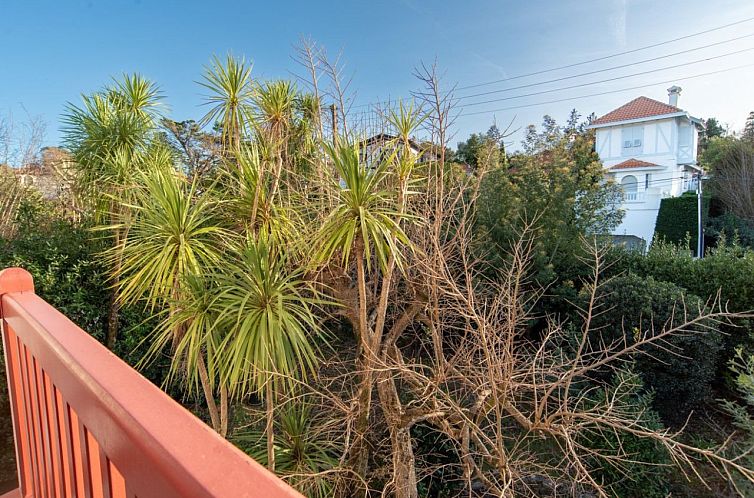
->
<box><xmin>609</xmin><ymin>166</ymin><xmax>664</xmax><ymax>172</ymax></box>
<box><xmin>587</xmin><ymin>111</ymin><xmax>691</xmax><ymax>129</ymax></box>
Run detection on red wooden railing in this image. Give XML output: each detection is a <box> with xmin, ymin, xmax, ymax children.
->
<box><xmin>0</xmin><ymin>268</ymin><xmax>302</xmax><ymax>498</ymax></box>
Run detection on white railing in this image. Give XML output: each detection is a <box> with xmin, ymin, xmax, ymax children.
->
<box><xmin>622</xmin><ymin>191</ymin><xmax>645</xmax><ymax>202</ymax></box>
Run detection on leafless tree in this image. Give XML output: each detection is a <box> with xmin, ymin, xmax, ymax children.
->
<box><xmin>0</xmin><ymin>109</ymin><xmax>46</xmax><ymax>168</ymax></box>
<box><xmin>711</xmin><ymin>141</ymin><xmax>754</xmax><ymax>222</ymax></box>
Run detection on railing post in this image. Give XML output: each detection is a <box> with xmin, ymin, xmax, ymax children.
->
<box><xmin>0</xmin><ymin>268</ymin><xmax>35</xmax><ymax>299</ymax></box>
<box><xmin>0</xmin><ymin>268</ymin><xmax>34</xmax><ymax>498</ymax></box>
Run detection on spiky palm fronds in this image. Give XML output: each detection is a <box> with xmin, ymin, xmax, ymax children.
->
<box><xmin>140</xmin><ymin>274</ymin><xmax>224</xmax><ymax>394</ymax></box>
<box><xmin>235</xmin><ymin>401</ymin><xmax>339</xmax><ymax>498</ymax></box>
<box><xmin>62</xmin><ymin>74</ymin><xmax>162</xmax><ymax>214</ymax></box>
<box><xmin>113</xmin><ymin>165</ymin><xmax>229</xmax><ymax>310</ymax></box>
<box><xmin>212</xmin><ymin>233</ymin><xmax>323</xmax><ymax>399</ymax></box>
<box><xmin>315</xmin><ymin>142</ymin><xmax>413</xmax><ymax>273</ymax></box>
<box><xmin>254</xmin><ymin>80</ymin><xmax>297</xmax><ymax>141</ymax></box>
<box><xmin>199</xmin><ymin>54</ymin><xmax>255</xmax><ymax>151</ymax></box>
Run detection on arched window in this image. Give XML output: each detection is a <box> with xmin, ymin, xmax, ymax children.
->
<box><xmin>621</xmin><ymin>175</ymin><xmax>638</xmax><ymax>201</ymax></box>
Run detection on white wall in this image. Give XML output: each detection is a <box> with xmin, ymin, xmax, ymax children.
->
<box><xmin>615</xmin><ymin>205</ymin><xmax>660</xmax><ymax>245</ymax></box>
<box><xmin>595</xmin><ymin>118</ymin><xmax>683</xmax><ymax>167</ymax></box>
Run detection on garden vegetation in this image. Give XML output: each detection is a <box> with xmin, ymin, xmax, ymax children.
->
<box><xmin>1</xmin><ymin>46</ymin><xmax>754</xmax><ymax>497</ymax></box>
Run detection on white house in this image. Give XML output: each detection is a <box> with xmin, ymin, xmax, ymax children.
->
<box><xmin>359</xmin><ymin>133</ymin><xmax>438</xmax><ymax>166</ymax></box>
<box><xmin>588</xmin><ymin>86</ymin><xmax>703</xmax><ymax>246</ymax></box>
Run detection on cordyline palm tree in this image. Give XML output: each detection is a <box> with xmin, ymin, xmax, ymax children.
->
<box><xmin>254</xmin><ymin>80</ymin><xmax>297</xmax><ymax>201</ymax></box>
<box><xmin>235</xmin><ymin>400</ymin><xmax>339</xmax><ymax>498</ymax></box>
<box><xmin>216</xmin><ymin>144</ymin><xmax>301</xmax><ymax>245</ymax></box>
<box><xmin>142</xmin><ymin>274</ymin><xmax>229</xmax><ymax>435</ymax></box>
<box><xmin>291</xmin><ymin>93</ymin><xmax>323</xmax><ymax>181</ymax></box>
<box><xmin>199</xmin><ymin>54</ymin><xmax>255</xmax><ymax>153</ymax></box>
<box><xmin>314</xmin><ymin>141</ymin><xmax>413</xmax><ymax>477</ymax></box>
<box><xmin>213</xmin><ymin>232</ymin><xmax>323</xmax><ymax>470</ymax></box>
<box><xmin>113</xmin><ymin>162</ymin><xmax>231</xmax><ymax>433</ymax></box>
<box><xmin>62</xmin><ymin>73</ymin><xmax>162</xmax><ymax>350</ymax></box>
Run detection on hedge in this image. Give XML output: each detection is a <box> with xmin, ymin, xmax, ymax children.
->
<box><xmin>654</xmin><ymin>192</ymin><xmax>710</xmax><ymax>255</ymax></box>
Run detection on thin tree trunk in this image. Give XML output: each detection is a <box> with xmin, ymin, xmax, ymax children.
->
<box><xmin>266</xmin><ymin>380</ymin><xmax>276</xmax><ymax>472</ymax></box>
<box><xmin>197</xmin><ymin>354</ymin><xmax>222</xmax><ymax>433</ymax></box>
<box><xmin>269</xmin><ymin>153</ymin><xmax>283</xmax><ymax>204</ymax></box>
<box><xmin>220</xmin><ymin>383</ymin><xmax>229</xmax><ymax>438</ymax></box>
<box><xmin>105</xmin><ymin>227</ymin><xmax>122</xmax><ymax>350</ymax></box>
<box><xmin>377</xmin><ymin>370</ymin><xmax>418</xmax><ymax>498</ymax></box>
<box><xmin>349</xmin><ymin>239</ymin><xmax>373</xmax><ymax>476</ymax></box>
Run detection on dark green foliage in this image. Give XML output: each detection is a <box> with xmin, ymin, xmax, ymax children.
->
<box><xmin>476</xmin><ymin>122</ymin><xmax>622</xmax><ymax>286</ymax></box>
<box><xmin>0</xmin><ymin>197</ymin><xmax>165</xmax><ymax>379</ymax></box>
<box><xmin>654</xmin><ymin>192</ymin><xmax>710</xmax><ymax>255</ymax></box>
<box><xmin>412</xmin><ymin>424</ymin><xmax>462</xmax><ymax>498</ymax></box>
<box><xmin>743</xmin><ymin>111</ymin><xmax>754</xmax><ymax>143</ymax></box>
<box><xmin>594</xmin><ymin>274</ymin><xmax>723</xmax><ymax>422</ymax></box>
<box><xmin>579</xmin><ymin>370</ymin><xmax>670</xmax><ymax>498</ymax></box>
<box><xmin>608</xmin><ymin>241</ymin><xmax>754</xmax><ymax>359</ymax></box>
<box><xmin>0</xmin><ymin>352</ymin><xmax>16</xmax><ymax>493</ymax></box>
<box><xmin>705</xmin><ymin>212</ymin><xmax>754</xmax><ymax>249</ymax></box>
<box><xmin>699</xmin><ymin>117</ymin><xmax>727</xmax><ymax>152</ymax></box>
<box><xmin>455</xmin><ymin>124</ymin><xmax>507</xmax><ymax>169</ymax></box>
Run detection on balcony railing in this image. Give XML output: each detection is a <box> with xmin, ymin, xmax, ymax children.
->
<box><xmin>0</xmin><ymin>267</ymin><xmax>302</xmax><ymax>498</ymax></box>
<box><xmin>622</xmin><ymin>190</ymin><xmax>645</xmax><ymax>202</ymax></box>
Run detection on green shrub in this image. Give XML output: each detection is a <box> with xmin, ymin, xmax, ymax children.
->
<box><xmin>608</xmin><ymin>240</ymin><xmax>754</xmax><ymax>360</ymax></box>
<box><xmin>706</xmin><ymin>212</ymin><xmax>754</xmax><ymax>249</ymax></box>
<box><xmin>719</xmin><ymin>348</ymin><xmax>754</xmax><ymax>496</ymax></box>
<box><xmin>0</xmin><ymin>197</ymin><xmax>165</xmax><ymax>381</ymax></box>
<box><xmin>654</xmin><ymin>192</ymin><xmax>710</xmax><ymax>255</ymax></box>
<box><xmin>594</xmin><ymin>274</ymin><xmax>723</xmax><ymax>423</ymax></box>
<box><xmin>579</xmin><ymin>370</ymin><xmax>670</xmax><ymax>498</ymax></box>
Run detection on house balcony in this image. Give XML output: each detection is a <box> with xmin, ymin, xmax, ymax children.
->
<box><xmin>622</xmin><ymin>190</ymin><xmax>645</xmax><ymax>202</ymax></box>
<box><xmin>0</xmin><ymin>268</ymin><xmax>302</xmax><ymax>498</ymax></box>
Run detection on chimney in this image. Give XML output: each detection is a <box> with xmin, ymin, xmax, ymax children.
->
<box><xmin>667</xmin><ymin>85</ymin><xmax>682</xmax><ymax>107</ymax></box>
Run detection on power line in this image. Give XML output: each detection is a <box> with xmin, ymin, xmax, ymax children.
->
<box><xmin>348</xmin><ymin>16</ymin><xmax>754</xmax><ymax>110</ymax></box>
<box><xmin>457</xmin><ymin>46</ymin><xmax>754</xmax><ymax>108</ymax></box>
<box><xmin>457</xmin><ymin>17</ymin><xmax>754</xmax><ymax>91</ymax></box>
<box><xmin>456</xmin><ymin>62</ymin><xmax>754</xmax><ymax>118</ymax></box>
<box><xmin>456</xmin><ymin>37</ymin><xmax>754</xmax><ymax>102</ymax></box>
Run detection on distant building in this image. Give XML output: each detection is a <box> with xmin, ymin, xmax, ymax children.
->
<box><xmin>12</xmin><ymin>147</ymin><xmax>72</xmax><ymax>200</ymax></box>
<box><xmin>360</xmin><ymin>133</ymin><xmax>439</xmax><ymax>166</ymax></box>
<box><xmin>588</xmin><ymin>86</ymin><xmax>703</xmax><ymax>245</ymax></box>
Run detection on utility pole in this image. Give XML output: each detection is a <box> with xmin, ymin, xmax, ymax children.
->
<box><xmin>330</xmin><ymin>104</ymin><xmax>338</xmax><ymax>148</ymax></box>
<box><xmin>696</xmin><ymin>170</ymin><xmax>704</xmax><ymax>258</ymax></box>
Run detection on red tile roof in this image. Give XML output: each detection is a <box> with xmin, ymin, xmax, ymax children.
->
<box><xmin>610</xmin><ymin>158</ymin><xmax>660</xmax><ymax>170</ymax></box>
<box><xmin>592</xmin><ymin>96</ymin><xmax>681</xmax><ymax>125</ymax></box>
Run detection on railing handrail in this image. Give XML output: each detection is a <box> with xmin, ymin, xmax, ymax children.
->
<box><xmin>0</xmin><ymin>267</ymin><xmax>302</xmax><ymax>498</ymax></box>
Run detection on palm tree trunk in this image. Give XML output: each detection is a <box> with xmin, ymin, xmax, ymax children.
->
<box><xmin>349</xmin><ymin>239</ymin><xmax>373</xmax><ymax>476</ymax></box>
<box><xmin>250</xmin><ymin>165</ymin><xmax>264</xmax><ymax>230</ymax></box>
<box><xmin>220</xmin><ymin>383</ymin><xmax>229</xmax><ymax>437</ymax></box>
<box><xmin>197</xmin><ymin>354</ymin><xmax>222</xmax><ymax>433</ymax></box>
<box><xmin>270</xmin><ymin>153</ymin><xmax>283</xmax><ymax>203</ymax></box>
<box><xmin>105</xmin><ymin>227</ymin><xmax>122</xmax><ymax>350</ymax></box>
<box><xmin>377</xmin><ymin>372</ymin><xmax>418</xmax><ymax>498</ymax></box>
<box><xmin>266</xmin><ymin>380</ymin><xmax>276</xmax><ymax>472</ymax></box>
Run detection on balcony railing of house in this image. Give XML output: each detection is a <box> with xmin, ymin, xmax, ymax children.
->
<box><xmin>622</xmin><ymin>190</ymin><xmax>645</xmax><ymax>202</ymax></box>
<box><xmin>0</xmin><ymin>268</ymin><xmax>303</xmax><ymax>498</ymax></box>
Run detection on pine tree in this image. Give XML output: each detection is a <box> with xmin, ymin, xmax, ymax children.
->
<box><xmin>743</xmin><ymin>111</ymin><xmax>754</xmax><ymax>142</ymax></box>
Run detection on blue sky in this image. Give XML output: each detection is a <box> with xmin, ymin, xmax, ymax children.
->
<box><xmin>2</xmin><ymin>0</ymin><xmax>754</xmax><ymax>156</ymax></box>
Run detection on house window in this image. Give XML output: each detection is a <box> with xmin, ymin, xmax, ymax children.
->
<box><xmin>621</xmin><ymin>175</ymin><xmax>639</xmax><ymax>201</ymax></box>
<box><xmin>621</xmin><ymin>125</ymin><xmax>644</xmax><ymax>157</ymax></box>
<box><xmin>645</xmin><ymin>173</ymin><xmax>650</xmax><ymax>189</ymax></box>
